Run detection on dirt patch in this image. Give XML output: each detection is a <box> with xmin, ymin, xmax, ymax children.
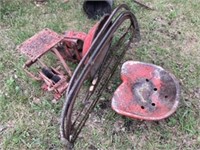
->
<box><xmin>182</xmin><ymin>33</ymin><xmax>200</xmax><ymax>58</ymax></box>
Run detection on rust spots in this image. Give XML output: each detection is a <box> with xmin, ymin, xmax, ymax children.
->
<box><xmin>112</xmin><ymin>61</ymin><xmax>180</xmax><ymax>120</ymax></box>
<box><xmin>18</xmin><ymin>28</ymin><xmax>63</xmax><ymax>60</ymax></box>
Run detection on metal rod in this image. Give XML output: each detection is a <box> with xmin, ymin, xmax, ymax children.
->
<box><xmin>52</xmin><ymin>48</ymin><xmax>72</xmax><ymax>77</ymax></box>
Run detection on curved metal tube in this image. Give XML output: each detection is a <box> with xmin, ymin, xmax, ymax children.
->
<box><xmin>60</xmin><ymin>4</ymin><xmax>141</xmax><ymax>146</ymax></box>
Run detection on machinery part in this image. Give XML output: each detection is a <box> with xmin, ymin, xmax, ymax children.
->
<box><xmin>83</xmin><ymin>15</ymin><xmax>112</xmax><ymax>77</ymax></box>
<box><xmin>17</xmin><ymin>16</ymin><xmax>106</xmax><ymax>100</ymax></box>
<box><xmin>83</xmin><ymin>0</ymin><xmax>114</xmax><ymax>19</ymax></box>
<box><xmin>42</xmin><ymin>68</ymin><xmax>61</xmax><ymax>83</ymax></box>
<box><xmin>60</xmin><ymin>4</ymin><xmax>140</xmax><ymax>147</ymax></box>
<box><xmin>62</xmin><ymin>31</ymin><xmax>87</xmax><ymax>61</ymax></box>
<box><xmin>17</xmin><ymin>29</ymin><xmax>72</xmax><ymax>100</ymax></box>
<box><xmin>18</xmin><ymin>28</ymin><xmax>63</xmax><ymax>62</ymax></box>
<box><xmin>112</xmin><ymin>61</ymin><xmax>180</xmax><ymax>120</ymax></box>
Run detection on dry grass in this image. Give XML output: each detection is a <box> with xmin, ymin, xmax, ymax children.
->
<box><xmin>0</xmin><ymin>0</ymin><xmax>200</xmax><ymax>149</ymax></box>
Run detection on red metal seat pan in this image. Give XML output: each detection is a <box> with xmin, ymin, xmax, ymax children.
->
<box><xmin>111</xmin><ymin>61</ymin><xmax>180</xmax><ymax>120</ymax></box>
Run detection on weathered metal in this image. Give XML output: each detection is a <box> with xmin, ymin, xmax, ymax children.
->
<box><xmin>17</xmin><ymin>29</ymin><xmax>71</xmax><ymax>99</ymax></box>
<box><xmin>60</xmin><ymin>4</ymin><xmax>140</xmax><ymax>148</ymax></box>
<box><xmin>18</xmin><ymin>28</ymin><xmax>62</xmax><ymax>61</ymax></box>
<box><xmin>17</xmin><ymin>4</ymin><xmax>180</xmax><ymax>149</ymax></box>
<box><xmin>112</xmin><ymin>61</ymin><xmax>180</xmax><ymax>120</ymax></box>
<box><xmin>17</xmin><ymin>20</ymin><xmax>102</xmax><ymax>100</ymax></box>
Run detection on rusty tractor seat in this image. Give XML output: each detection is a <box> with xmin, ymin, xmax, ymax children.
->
<box><xmin>111</xmin><ymin>61</ymin><xmax>180</xmax><ymax>120</ymax></box>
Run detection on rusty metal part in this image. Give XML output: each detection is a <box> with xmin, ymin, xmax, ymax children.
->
<box><xmin>17</xmin><ymin>28</ymin><xmax>72</xmax><ymax>77</ymax></box>
<box><xmin>60</xmin><ymin>4</ymin><xmax>140</xmax><ymax>147</ymax></box>
<box><xmin>112</xmin><ymin>61</ymin><xmax>180</xmax><ymax>120</ymax></box>
<box><xmin>62</xmin><ymin>31</ymin><xmax>87</xmax><ymax>61</ymax></box>
<box><xmin>18</xmin><ymin>28</ymin><xmax>62</xmax><ymax>61</ymax></box>
<box><xmin>52</xmin><ymin>48</ymin><xmax>72</xmax><ymax>76</ymax></box>
<box><xmin>17</xmin><ymin>28</ymin><xmax>72</xmax><ymax>99</ymax></box>
<box><xmin>18</xmin><ymin>12</ymin><xmax>109</xmax><ymax>100</ymax></box>
<box><xmin>40</xmin><ymin>68</ymin><xmax>69</xmax><ymax>100</ymax></box>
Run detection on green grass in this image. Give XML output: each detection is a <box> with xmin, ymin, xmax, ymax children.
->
<box><xmin>0</xmin><ymin>0</ymin><xmax>200</xmax><ymax>149</ymax></box>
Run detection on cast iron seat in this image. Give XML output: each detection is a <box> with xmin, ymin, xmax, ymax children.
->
<box><xmin>111</xmin><ymin>61</ymin><xmax>180</xmax><ymax>120</ymax></box>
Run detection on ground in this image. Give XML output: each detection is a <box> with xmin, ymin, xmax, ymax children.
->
<box><xmin>0</xmin><ymin>0</ymin><xmax>200</xmax><ymax>149</ymax></box>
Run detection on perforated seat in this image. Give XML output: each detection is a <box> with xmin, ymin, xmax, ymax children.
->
<box><xmin>111</xmin><ymin>61</ymin><xmax>180</xmax><ymax>120</ymax></box>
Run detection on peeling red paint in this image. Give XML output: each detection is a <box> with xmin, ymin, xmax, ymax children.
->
<box><xmin>112</xmin><ymin>61</ymin><xmax>180</xmax><ymax>120</ymax></box>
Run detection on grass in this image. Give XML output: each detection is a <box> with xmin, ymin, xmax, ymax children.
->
<box><xmin>0</xmin><ymin>0</ymin><xmax>200</xmax><ymax>149</ymax></box>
